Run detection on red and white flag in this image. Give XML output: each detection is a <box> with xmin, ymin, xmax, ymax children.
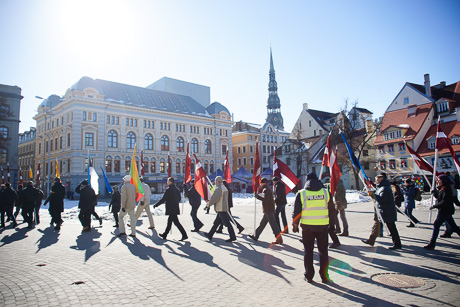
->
<box><xmin>435</xmin><ymin>121</ymin><xmax>460</xmax><ymax>174</ymax></box>
<box><xmin>329</xmin><ymin>147</ymin><xmax>342</xmax><ymax>196</ymax></box>
<box><xmin>184</xmin><ymin>143</ymin><xmax>192</xmax><ymax>184</ymax></box>
<box><xmin>223</xmin><ymin>149</ymin><xmax>232</xmax><ymax>183</ymax></box>
<box><xmin>406</xmin><ymin>143</ymin><xmax>436</xmax><ymax>174</ymax></box>
<box><xmin>273</xmin><ymin>152</ymin><xmax>300</xmax><ymax>194</ymax></box>
<box><xmin>322</xmin><ymin>133</ymin><xmax>331</xmax><ymax>168</ymax></box>
<box><xmin>167</xmin><ymin>154</ymin><xmax>172</xmax><ymax>178</ymax></box>
<box><xmin>194</xmin><ymin>154</ymin><xmax>211</xmax><ymax>201</ymax></box>
<box><xmin>253</xmin><ymin>142</ymin><xmax>261</xmax><ymax>193</ymax></box>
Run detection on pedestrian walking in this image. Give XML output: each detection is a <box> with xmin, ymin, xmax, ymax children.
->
<box><xmin>43</xmin><ymin>178</ymin><xmax>65</xmax><ymax>230</ymax></box>
<box><xmin>441</xmin><ymin>173</ymin><xmax>460</xmax><ymax>238</ymax></box>
<box><xmin>91</xmin><ymin>197</ymin><xmax>103</xmax><ymax>226</ymax></box>
<box><xmin>34</xmin><ymin>186</ymin><xmax>44</xmax><ymax>225</ymax></box>
<box><xmin>216</xmin><ymin>180</ymin><xmax>244</xmax><ymax>234</ymax></box>
<box><xmin>154</xmin><ymin>177</ymin><xmax>187</xmax><ymax>241</ymax></box>
<box><xmin>133</xmin><ymin>177</ymin><xmax>155</xmax><ymax>229</ymax></box>
<box><xmin>13</xmin><ymin>184</ymin><xmax>23</xmax><ymax>219</ymax></box>
<box><xmin>204</xmin><ymin>176</ymin><xmax>237</xmax><ymax>242</ymax></box>
<box><xmin>118</xmin><ymin>175</ymin><xmax>137</xmax><ymax>237</ymax></box>
<box><xmin>20</xmin><ymin>181</ymin><xmax>40</xmax><ymax>229</ymax></box>
<box><xmin>292</xmin><ymin>172</ymin><xmax>334</xmax><ymax>283</ymax></box>
<box><xmin>249</xmin><ymin>177</ymin><xmax>282</xmax><ymax>244</ymax></box>
<box><xmin>1</xmin><ymin>182</ymin><xmax>18</xmax><ymax>228</ymax></box>
<box><xmin>273</xmin><ymin>176</ymin><xmax>288</xmax><ymax>234</ymax></box>
<box><xmin>184</xmin><ymin>180</ymin><xmax>204</xmax><ymax>232</ymax></box>
<box><xmin>334</xmin><ymin>179</ymin><xmax>349</xmax><ymax>237</ymax></box>
<box><xmin>108</xmin><ymin>186</ymin><xmax>121</xmax><ymax>227</ymax></box>
<box><xmin>402</xmin><ymin>178</ymin><xmax>419</xmax><ymax>227</ymax></box>
<box><xmin>362</xmin><ymin>172</ymin><xmax>402</xmax><ymax>250</ymax></box>
<box><xmin>390</xmin><ymin>180</ymin><xmax>403</xmax><ymax>209</ymax></box>
<box><xmin>424</xmin><ymin>175</ymin><xmax>460</xmax><ymax>250</ymax></box>
<box><xmin>75</xmin><ymin>180</ymin><xmax>97</xmax><ymax>232</ymax></box>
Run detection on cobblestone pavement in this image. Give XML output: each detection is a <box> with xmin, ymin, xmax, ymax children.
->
<box><xmin>0</xmin><ymin>200</ymin><xmax>459</xmax><ymax>306</ymax></box>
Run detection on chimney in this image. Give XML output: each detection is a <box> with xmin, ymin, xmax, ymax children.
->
<box><xmin>424</xmin><ymin>74</ymin><xmax>431</xmax><ymax>98</ymax></box>
<box><xmin>440</xmin><ymin>81</ymin><xmax>446</xmax><ymax>88</ymax></box>
<box><xmin>303</xmin><ymin>103</ymin><xmax>309</xmax><ymax>110</ymax></box>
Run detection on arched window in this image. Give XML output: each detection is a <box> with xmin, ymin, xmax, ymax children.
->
<box><xmin>105</xmin><ymin>155</ymin><xmax>112</xmax><ymax>172</ymax></box>
<box><xmin>108</xmin><ymin>130</ymin><xmax>118</xmax><ymax>148</ymax></box>
<box><xmin>176</xmin><ymin>137</ymin><xmax>184</xmax><ymax>152</ymax></box>
<box><xmin>114</xmin><ymin>156</ymin><xmax>121</xmax><ymax>173</ymax></box>
<box><xmin>145</xmin><ymin>133</ymin><xmax>153</xmax><ymax>150</ymax></box>
<box><xmin>191</xmin><ymin>138</ymin><xmax>198</xmax><ymax>153</ymax></box>
<box><xmin>127</xmin><ymin>132</ymin><xmax>136</xmax><ymax>149</ymax></box>
<box><xmin>205</xmin><ymin>139</ymin><xmax>212</xmax><ymax>154</ymax></box>
<box><xmin>142</xmin><ymin>157</ymin><xmax>149</xmax><ymax>174</ymax></box>
<box><xmin>161</xmin><ymin>135</ymin><xmax>169</xmax><ymax>151</ymax></box>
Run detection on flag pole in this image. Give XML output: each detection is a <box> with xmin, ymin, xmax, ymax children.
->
<box><xmin>429</xmin><ymin>148</ymin><xmax>438</xmax><ymax>224</ymax></box>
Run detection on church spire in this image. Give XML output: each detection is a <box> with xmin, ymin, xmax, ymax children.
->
<box><xmin>266</xmin><ymin>47</ymin><xmax>284</xmax><ymax>130</ymax></box>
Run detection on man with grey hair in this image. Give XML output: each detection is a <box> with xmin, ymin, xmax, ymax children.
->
<box><xmin>118</xmin><ymin>175</ymin><xmax>137</xmax><ymax>237</ymax></box>
<box><xmin>133</xmin><ymin>177</ymin><xmax>155</xmax><ymax>229</ymax></box>
<box><xmin>205</xmin><ymin>176</ymin><xmax>236</xmax><ymax>242</ymax></box>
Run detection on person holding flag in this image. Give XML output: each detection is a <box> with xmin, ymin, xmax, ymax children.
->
<box><xmin>154</xmin><ymin>177</ymin><xmax>188</xmax><ymax>241</ymax></box>
<box><xmin>133</xmin><ymin>177</ymin><xmax>155</xmax><ymax>230</ymax></box>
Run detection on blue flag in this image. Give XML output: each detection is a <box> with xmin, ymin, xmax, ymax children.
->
<box><xmin>340</xmin><ymin>132</ymin><xmax>373</xmax><ymax>187</ymax></box>
<box><xmin>100</xmin><ymin>166</ymin><xmax>112</xmax><ymax>194</ymax></box>
<box><xmin>87</xmin><ymin>151</ymin><xmax>91</xmax><ymax>185</ymax></box>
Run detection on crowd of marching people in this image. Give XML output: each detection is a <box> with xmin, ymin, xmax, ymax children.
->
<box><xmin>1</xmin><ymin>170</ymin><xmax>459</xmax><ymax>283</ymax></box>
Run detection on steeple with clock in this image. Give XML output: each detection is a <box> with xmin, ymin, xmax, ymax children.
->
<box><xmin>266</xmin><ymin>47</ymin><xmax>284</xmax><ymax>130</ymax></box>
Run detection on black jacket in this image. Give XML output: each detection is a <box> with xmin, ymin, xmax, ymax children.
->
<box><xmin>1</xmin><ymin>187</ymin><xmax>17</xmax><ymax>208</ymax></box>
<box><xmin>274</xmin><ymin>182</ymin><xmax>287</xmax><ymax>206</ymax></box>
<box><xmin>293</xmin><ymin>179</ymin><xmax>335</xmax><ymax>231</ymax></box>
<box><xmin>47</xmin><ymin>182</ymin><xmax>66</xmax><ymax>213</ymax></box>
<box><xmin>75</xmin><ymin>184</ymin><xmax>96</xmax><ymax>211</ymax></box>
<box><xmin>154</xmin><ymin>184</ymin><xmax>181</xmax><ymax>215</ymax></box>
<box><xmin>432</xmin><ymin>187</ymin><xmax>455</xmax><ymax>215</ymax></box>
<box><xmin>374</xmin><ymin>178</ymin><xmax>397</xmax><ymax>223</ymax></box>
<box><xmin>109</xmin><ymin>191</ymin><xmax>121</xmax><ymax>213</ymax></box>
<box><xmin>184</xmin><ymin>185</ymin><xmax>202</xmax><ymax>208</ymax></box>
<box><xmin>21</xmin><ymin>186</ymin><xmax>40</xmax><ymax>210</ymax></box>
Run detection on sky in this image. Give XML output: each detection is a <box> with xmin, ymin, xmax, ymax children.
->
<box><xmin>1</xmin><ymin>0</ymin><xmax>459</xmax><ymax>134</ymax></box>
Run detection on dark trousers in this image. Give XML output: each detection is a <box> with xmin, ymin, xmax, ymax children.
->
<box><xmin>301</xmin><ymin>225</ymin><xmax>329</xmax><ymax>281</ymax></box>
<box><xmin>92</xmin><ymin>209</ymin><xmax>100</xmax><ymax>220</ymax></box>
<box><xmin>368</xmin><ymin>219</ymin><xmax>401</xmax><ymax>248</ymax></box>
<box><xmin>217</xmin><ymin>208</ymin><xmax>243</xmax><ymax>232</ymax></box>
<box><xmin>50</xmin><ymin>211</ymin><xmax>62</xmax><ymax>227</ymax></box>
<box><xmin>254</xmin><ymin>212</ymin><xmax>281</xmax><ymax>239</ymax></box>
<box><xmin>209</xmin><ymin>212</ymin><xmax>236</xmax><ymax>240</ymax></box>
<box><xmin>113</xmin><ymin>211</ymin><xmax>119</xmax><ymax>225</ymax></box>
<box><xmin>328</xmin><ymin>217</ymin><xmax>340</xmax><ymax>245</ymax></box>
<box><xmin>14</xmin><ymin>205</ymin><xmax>21</xmax><ymax>218</ymax></box>
<box><xmin>190</xmin><ymin>205</ymin><xmax>203</xmax><ymax>230</ymax></box>
<box><xmin>1</xmin><ymin>206</ymin><xmax>16</xmax><ymax>226</ymax></box>
<box><xmin>431</xmin><ymin>213</ymin><xmax>460</xmax><ymax>244</ymax></box>
<box><xmin>164</xmin><ymin>214</ymin><xmax>187</xmax><ymax>238</ymax></box>
<box><xmin>79</xmin><ymin>208</ymin><xmax>92</xmax><ymax>228</ymax></box>
<box><xmin>34</xmin><ymin>204</ymin><xmax>41</xmax><ymax>224</ymax></box>
<box><xmin>275</xmin><ymin>204</ymin><xmax>288</xmax><ymax>232</ymax></box>
<box><xmin>22</xmin><ymin>206</ymin><xmax>34</xmax><ymax>226</ymax></box>
<box><xmin>335</xmin><ymin>209</ymin><xmax>349</xmax><ymax>233</ymax></box>
<box><xmin>404</xmin><ymin>207</ymin><xmax>419</xmax><ymax>224</ymax></box>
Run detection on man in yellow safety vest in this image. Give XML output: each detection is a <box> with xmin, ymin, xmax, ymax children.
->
<box><xmin>292</xmin><ymin>172</ymin><xmax>335</xmax><ymax>283</ymax></box>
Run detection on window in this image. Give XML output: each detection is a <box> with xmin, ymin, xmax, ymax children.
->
<box><xmin>126</xmin><ymin>118</ymin><xmax>129</xmax><ymax>126</ymax></box>
<box><xmin>428</xmin><ymin>141</ymin><xmax>435</xmax><ymax>150</ymax></box>
<box><xmin>134</xmin><ymin>119</ymin><xmax>137</xmax><ymax>127</ymax></box>
<box><xmin>191</xmin><ymin>138</ymin><xmax>198</xmax><ymax>153</ymax></box>
<box><xmin>398</xmin><ymin>143</ymin><xmax>406</xmax><ymax>151</ymax></box>
<box><xmin>363</xmin><ymin>150</ymin><xmax>369</xmax><ymax>157</ymax></box>
<box><xmin>378</xmin><ymin>146</ymin><xmax>385</xmax><ymax>154</ymax></box>
<box><xmin>108</xmin><ymin>130</ymin><xmax>118</xmax><ymax>148</ymax></box>
<box><xmin>204</xmin><ymin>163</ymin><xmax>208</xmax><ymax>173</ymax></box>
<box><xmin>205</xmin><ymin>140</ymin><xmax>212</xmax><ymax>154</ymax></box>
<box><xmin>250</xmin><ymin>157</ymin><xmax>254</xmax><ymax>165</ymax></box>
<box><xmin>50</xmin><ymin>139</ymin><xmax>53</xmax><ymax>151</ymax></box>
<box><xmin>83</xmin><ymin>111</ymin><xmax>87</xmax><ymax>121</ymax></box>
<box><xmin>237</xmin><ymin>147</ymin><xmax>241</xmax><ymax>154</ymax></box>
<box><xmin>400</xmin><ymin>159</ymin><xmax>407</xmax><ymax>168</ymax></box>
<box><xmin>176</xmin><ymin>137</ymin><xmax>184</xmax><ymax>152</ymax></box>
<box><xmin>161</xmin><ymin>135</ymin><xmax>169</xmax><ymax>151</ymax></box>
<box><xmin>221</xmin><ymin>145</ymin><xmax>227</xmax><ymax>157</ymax></box>
<box><xmin>238</xmin><ymin>159</ymin><xmax>241</xmax><ymax>166</ymax></box>
<box><xmin>287</xmin><ymin>157</ymin><xmax>291</xmax><ymax>165</ymax></box>
<box><xmin>144</xmin><ymin>134</ymin><xmax>153</xmax><ymax>150</ymax></box>
<box><xmin>176</xmin><ymin>162</ymin><xmax>181</xmax><ymax>174</ymax></box>
<box><xmin>114</xmin><ymin>158</ymin><xmax>120</xmax><ymax>172</ymax></box>
<box><xmin>38</xmin><ymin>143</ymin><xmax>41</xmax><ymax>155</ymax></box>
<box><xmin>263</xmin><ymin>145</ymin><xmax>266</xmax><ymax>153</ymax></box>
<box><xmin>106</xmin><ymin>157</ymin><xmax>112</xmax><ymax>172</ymax></box>
<box><xmin>160</xmin><ymin>161</ymin><xmax>165</xmax><ymax>173</ymax></box>
<box><xmin>150</xmin><ymin>161</ymin><xmax>156</xmax><ymax>173</ymax></box>
<box><xmin>0</xmin><ymin>149</ymin><xmax>6</xmax><ymax>164</ymax></box>
<box><xmin>210</xmin><ymin>164</ymin><xmax>214</xmax><ymax>174</ymax></box>
<box><xmin>127</xmin><ymin>132</ymin><xmax>136</xmax><ymax>149</ymax></box>
<box><xmin>67</xmin><ymin>133</ymin><xmax>71</xmax><ymax>147</ymax></box>
<box><xmin>243</xmin><ymin>158</ymin><xmax>247</xmax><ymax>165</ymax></box>
<box><xmin>309</xmin><ymin>120</ymin><xmax>311</xmax><ymax>127</ymax></box>
<box><xmin>55</xmin><ymin>137</ymin><xmax>58</xmax><ymax>150</ymax></box>
<box><xmin>388</xmin><ymin>144</ymin><xmax>394</xmax><ymax>152</ymax></box>
<box><xmin>452</xmin><ymin>136</ymin><xmax>459</xmax><ymax>145</ymax></box>
<box><xmin>67</xmin><ymin>159</ymin><xmax>71</xmax><ymax>173</ymax></box>
<box><xmin>242</xmin><ymin>146</ymin><xmax>246</xmax><ymax>153</ymax></box>
<box><xmin>125</xmin><ymin>159</ymin><xmax>130</xmax><ymax>172</ymax></box>
<box><xmin>404</xmin><ymin>97</ymin><xmax>409</xmax><ymax>105</ymax></box>
<box><xmin>439</xmin><ymin>102</ymin><xmax>448</xmax><ymax>113</ymax></box>
<box><xmin>249</xmin><ymin>135</ymin><xmax>252</xmax><ymax>140</ymax></box>
<box><xmin>363</xmin><ymin>161</ymin><xmax>370</xmax><ymax>170</ymax></box>
<box><xmin>93</xmin><ymin>113</ymin><xmax>97</xmax><ymax>122</ymax></box>
<box><xmin>380</xmin><ymin>161</ymin><xmax>386</xmax><ymax>170</ymax></box>
<box><xmin>116</xmin><ymin>117</ymin><xmax>119</xmax><ymax>125</ymax></box>
<box><xmin>389</xmin><ymin>159</ymin><xmax>396</xmax><ymax>169</ymax></box>
<box><xmin>60</xmin><ymin>136</ymin><xmax>63</xmax><ymax>149</ymax></box>
<box><xmin>107</xmin><ymin>116</ymin><xmax>110</xmax><ymax>124</ymax></box>
<box><xmin>396</xmin><ymin>130</ymin><xmax>402</xmax><ymax>138</ymax></box>
<box><xmin>0</xmin><ymin>127</ymin><xmax>8</xmax><ymax>139</ymax></box>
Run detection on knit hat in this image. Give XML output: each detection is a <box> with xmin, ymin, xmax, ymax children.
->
<box><xmin>306</xmin><ymin>172</ymin><xmax>318</xmax><ymax>181</ymax></box>
<box><xmin>123</xmin><ymin>175</ymin><xmax>131</xmax><ymax>183</ymax></box>
<box><xmin>215</xmin><ymin>176</ymin><xmax>223</xmax><ymax>184</ymax></box>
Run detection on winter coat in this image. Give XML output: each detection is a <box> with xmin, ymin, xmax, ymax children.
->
<box><xmin>21</xmin><ymin>186</ymin><xmax>40</xmax><ymax>210</ymax></box>
<box><xmin>109</xmin><ymin>191</ymin><xmax>121</xmax><ymax>213</ymax></box>
<box><xmin>274</xmin><ymin>182</ymin><xmax>287</xmax><ymax>207</ymax></box>
<box><xmin>402</xmin><ymin>185</ymin><xmax>416</xmax><ymax>209</ymax></box>
<box><xmin>432</xmin><ymin>187</ymin><xmax>455</xmax><ymax>216</ymax></box>
<box><xmin>1</xmin><ymin>187</ymin><xmax>17</xmax><ymax>208</ymax></box>
<box><xmin>254</xmin><ymin>185</ymin><xmax>275</xmax><ymax>213</ymax></box>
<box><xmin>185</xmin><ymin>185</ymin><xmax>202</xmax><ymax>208</ymax></box>
<box><xmin>392</xmin><ymin>185</ymin><xmax>403</xmax><ymax>207</ymax></box>
<box><xmin>207</xmin><ymin>183</ymin><xmax>229</xmax><ymax>212</ymax></box>
<box><xmin>48</xmin><ymin>182</ymin><xmax>66</xmax><ymax>213</ymax></box>
<box><xmin>374</xmin><ymin>178</ymin><xmax>397</xmax><ymax>223</ymax></box>
<box><xmin>334</xmin><ymin>180</ymin><xmax>347</xmax><ymax>210</ymax></box>
<box><xmin>227</xmin><ymin>186</ymin><xmax>234</xmax><ymax>208</ymax></box>
<box><xmin>154</xmin><ymin>184</ymin><xmax>181</xmax><ymax>215</ymax></box>
<box><xmin>75</xmin><ymin>184</ymin><xmax>97</xmax><ymax>211</ymax></box>
<box><xmin>120</xmin><ymin>182</ymin><xmax>137</xmax><ymax>210</ymax></box>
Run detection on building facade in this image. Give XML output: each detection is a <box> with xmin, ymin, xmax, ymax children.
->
<box><xmin>33</xmin><ymin>77</ymin><xmax>233</xmax><ymax>196</ymax></box>
<box><xmin>18</xmin><ymin>127</ymin><xmax>36</xmax><ymax>184</ymax></box>
<box><xmin>0</xmin><ymin>84</ymin><xmax>22</xmax><ymax>186</ymax></box>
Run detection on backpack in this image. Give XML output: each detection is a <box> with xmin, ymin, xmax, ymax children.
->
<box><xmin>414</xmin><ymin>188</ymin><xmax>422</xmax><ymax>201</ymax></box>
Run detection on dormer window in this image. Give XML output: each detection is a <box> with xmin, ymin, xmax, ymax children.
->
<box><xmin>428</xmin><ymin>141</ymin><xmax>435</xmax><ymax>149</ymax></box>
<box><xmin>452</xmin><ymin>136</ymin><xmax>459</xmax><ymax>145</ymax></box>
<box><xmin>438</xmin><ymin>102</ymin><xmax>448</xmax><ymax>113</ymax></box>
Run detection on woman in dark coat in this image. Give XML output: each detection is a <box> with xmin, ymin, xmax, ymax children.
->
<box><xmin>424</xmin><ymin>175</ymin><xmax>460</xmax><ymax>250</ymax></box>
<box><xmin>108</xmin><ymin>186</ymin><xmax>121</xmax><ymax>227</ymax></box>
<box><xmin>44</xmin><ymin>178</ymin><xmax>66</xmax><ymax>230</ymax></box>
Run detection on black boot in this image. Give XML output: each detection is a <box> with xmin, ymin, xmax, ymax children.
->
<box><xmin>424</xmin><ymin>241</ymin><xmax>435</xmax><ymax>250</ymax></box>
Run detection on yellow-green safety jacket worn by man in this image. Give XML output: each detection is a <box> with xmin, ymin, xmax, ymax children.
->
<box><xmin>292</xmin><ymin>172</ymin><xmax>335</xmax><ymax>283</ymax></box>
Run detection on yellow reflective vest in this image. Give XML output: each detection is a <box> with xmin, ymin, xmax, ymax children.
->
<box><xmin>299</xmin><ymin>188</ymin><xmax>329</xmax><ymax>225</ymax></box>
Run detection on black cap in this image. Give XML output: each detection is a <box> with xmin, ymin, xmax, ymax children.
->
<box><xmin>306</xmin><ymin>172</ymin><xmax>318</xmax><ymax>180</ymax></box>
<box><xmin>80</xmin><ymin>180</ymin><xmax>89</xmax><ymax>185</ymax></box>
